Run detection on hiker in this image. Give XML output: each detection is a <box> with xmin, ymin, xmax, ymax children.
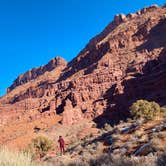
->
<box><xmin>58</xmin><ymin>136</ymin><xmax>65</xmax><ymax>155</ymax></box>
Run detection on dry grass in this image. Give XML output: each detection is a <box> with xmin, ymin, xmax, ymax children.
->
<box><xmin>0</xmin><ymin>146</ymin><xmax>38</xmax><ymax>166</ymax></box>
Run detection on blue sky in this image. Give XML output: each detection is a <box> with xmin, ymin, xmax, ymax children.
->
<box><xmin>0</xmin><ymin>0</ymin><xmax>165</xmax><ymax>96</ymax></box>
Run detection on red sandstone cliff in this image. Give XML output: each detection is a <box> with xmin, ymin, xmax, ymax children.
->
<box><xmin>7</xmin><ymin>56</ymin><xmax>67</xmax><ymax>93</ymax></box>
<box><xmin>0</xmin><ymin>4</ymin><xmax>166</xmax><ymax>126</ymax></box>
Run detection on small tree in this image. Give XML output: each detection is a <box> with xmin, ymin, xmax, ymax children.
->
<box><xmin>30</xmin><ymin>136</ymin><xmax>53</xmax><ymax>158</ymax></box>
<box><xmin>130</xmin><ymin>100</ymin><xmax>160</xmax><ymax>120</ymax></box>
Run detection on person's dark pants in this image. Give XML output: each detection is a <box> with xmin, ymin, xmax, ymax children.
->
<box><xmin>60</xmin><ymin>145</ymin><xmax>65</xmax><ymax>155</ymax></box>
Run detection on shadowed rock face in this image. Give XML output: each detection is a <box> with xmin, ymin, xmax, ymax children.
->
<box><xmin>0</xmin><ymin>4</ymin><xmax>166</xmax><ymax>126</ymax></box>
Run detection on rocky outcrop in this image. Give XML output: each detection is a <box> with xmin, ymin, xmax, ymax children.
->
<box><xmin>7</xmin><ymin>57</ymin><xmax>67</xmax><ymax>92</ymax></box>
<box><xmin>62</xmin><ymin>99</ymin><xmax>83</xmax><ymax>125</ymax></box>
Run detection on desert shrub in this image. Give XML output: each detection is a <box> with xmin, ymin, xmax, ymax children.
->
<box><xmin>88</xmin><ymin>154</ymin><xmax>155</xmax><ymax>166</ymax></box>
<box><xmin>150</xmin><ymin>138</ymin><xmax>165</xmax><ymax>152</ymax></box>
<box><xmin>0</xmin><ymin>146</ymin><xmax>37</xmax><ymax>166</ymax></box>
<box><xmin>157</xmin><ymin>132</ymin><xmax>166</xmax><ymax>139</ymax></box>
<box><xmin>28</xmin><ymin>136</ymin><xmax>53</xmax><ymax>158</ymax></box>
<box><xmin>130</xmin><ymin>100</ymin><xmax>160</xmax><ymax>120</ymax></box>
<box><xmin>134</xmin><ymin>129</ymin><xmax>144</xmax><ymax>138</ymax></box>
<box><xmin>68</xmin><ymin>154</ymin><xmax>158</xmax><ymax>166</ymax></box>
<box><xmin>89</xmin><ymin>154</ymin><xmax>113</xmax><ymax>166</ymax></box>
<box><xmin>68</xmin><ymin>159</ymin><xmax>88</xmax><ymax>166</ymax></box>
<box><xmin>160</xmin><ymin>107</ymin><xmax>166</xmax><ymax>116</ymax></box>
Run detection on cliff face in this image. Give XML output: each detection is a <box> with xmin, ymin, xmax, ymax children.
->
<box><xmin>7</xmin><ymin>57</ymin><xmax>67</xmax><ymax>93</ymax></box>
<box><xmin>0</xmin><ymin>4</ymin><xmax>166</xmax><ymax>126</ymax></box>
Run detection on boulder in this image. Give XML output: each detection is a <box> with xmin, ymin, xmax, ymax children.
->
<box><xmin>134</xmin><ymin>143</ymin><xmax>153</xmax><ymax>156</ymax></box>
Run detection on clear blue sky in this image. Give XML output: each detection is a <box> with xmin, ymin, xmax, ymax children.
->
<box><xmin>0</xmin><ymin>0</ymin><xmax>165</xmax><ymax>96</ymax></box>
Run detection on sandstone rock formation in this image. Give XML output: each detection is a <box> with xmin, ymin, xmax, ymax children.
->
<box><xmin>62</xmin><ymin>99</ymin><xmax>83</xmax><ymax>125</ymax></box>
<box><xmin>0</xmin><ymin>4</ymin><xmax>166</xmax><ymax>127</ymax></box>
<box><xmin>7</xmin><ymin>57</ymin><xmax>67</xmax><ymax>93</ymax></box>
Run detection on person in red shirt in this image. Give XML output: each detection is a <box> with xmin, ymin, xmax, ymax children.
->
<box><xmin>58</xmin><ymin>136</ymin><xmax>65</xmax><ymax>155</ymax></box>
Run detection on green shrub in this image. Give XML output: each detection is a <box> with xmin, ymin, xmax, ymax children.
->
<box><xmin>130</xmin><ymin>100</ymin><xmax>160</xmax><ymax>120</ymax></box>
<box><xmin>28</xmin><ymin>136</ymin><xmax>53</xmax><ymax>158</ymax></box>
<box><xmin>0</xmin><ymin>146</ymin><xmax>37</xmax><ymax>166</ymax></box>
<box><xmin>160</xmin><ymin>107</ymin><xmax>166</xmax><ymax>116</ymax></box>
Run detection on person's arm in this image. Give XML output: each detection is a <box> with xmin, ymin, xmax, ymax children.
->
<box><xmin>62</xmin><ymin>139</ymin><xmax>65</xmax><ymax>145</ymax></box>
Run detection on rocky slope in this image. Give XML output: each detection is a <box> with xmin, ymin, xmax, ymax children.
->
<box><xmin>0</xmin><ymin>4</ymin><xmax>166</xmax><ymax>145</ymax></box>
<box><xmin>41</xmin><ymin>117</ymin><xmax>166</xmax><ymax>166</ymax></box>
